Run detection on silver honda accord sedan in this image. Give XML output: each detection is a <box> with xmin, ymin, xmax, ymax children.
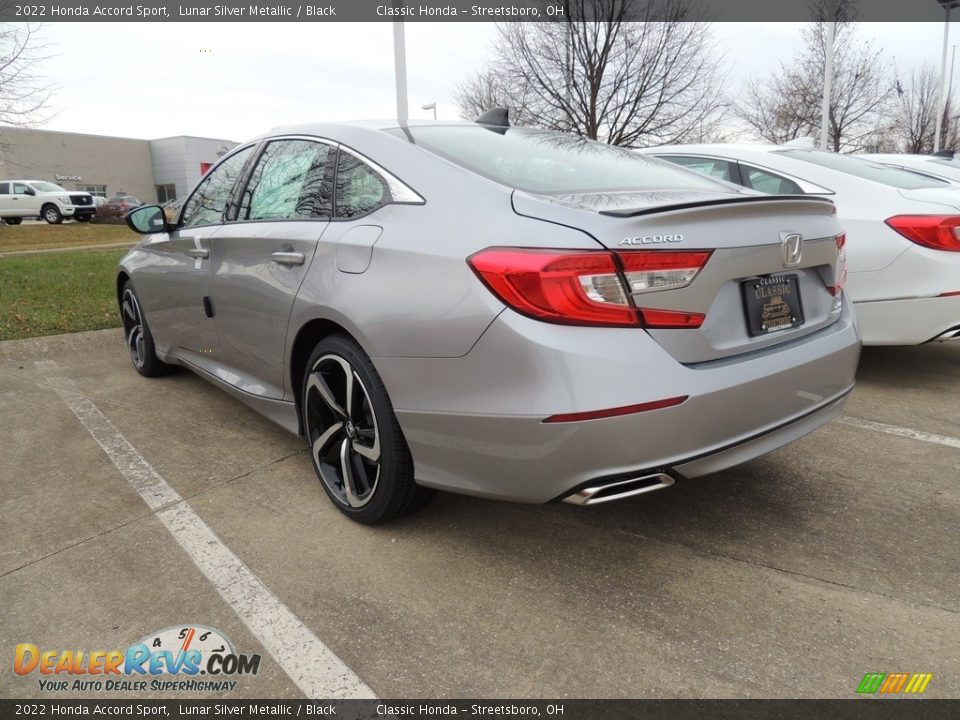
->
<box><xmin>118</xmin><ymin>116</ymin><xmax>860</xmax><ymax>523</ymax></box>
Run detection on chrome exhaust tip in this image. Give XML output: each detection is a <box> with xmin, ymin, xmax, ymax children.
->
<box><xmin>932</xmin><ymin>327</ymin><xmax>960</xmax><ymax>342</ymax></box>
<box><xmin>563</xmin><ymin>472</ymin><xmax>675</xmax><ymax>506</ymax></box>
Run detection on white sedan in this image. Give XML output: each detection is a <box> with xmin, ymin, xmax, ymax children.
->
<box><xmin>642</xmin><ymin>143</ymin><xmax>960</xmax><ymax>345</ymax></box>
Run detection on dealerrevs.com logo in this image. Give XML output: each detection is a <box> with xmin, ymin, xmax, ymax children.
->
<box><xmin>14</xmin><ymin>625</ymin><xmax>261</xmax><ymax>693</ymax></box>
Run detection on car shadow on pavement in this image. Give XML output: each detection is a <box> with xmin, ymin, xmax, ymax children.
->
<box><xmin>856</xmin><ymin>342</ymin><xmax>960</xmax><ymax>388</ymax></box>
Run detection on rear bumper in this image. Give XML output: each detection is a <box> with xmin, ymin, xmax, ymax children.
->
<box><xmin>378</xmin><ymin>301</ymin><xmax>861</xmax><ymax>504</ymax></box>
<box><xmin>854</xmin><ymin>294</ymin><xmax>960</xmax><ymax>345</ymax></box>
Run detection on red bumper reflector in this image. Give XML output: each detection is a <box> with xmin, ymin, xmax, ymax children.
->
<box><xmin>638</xmin><ymin>308</ymin><xmax>705</xmax><ymax>329</ymax></box>
<box><xmin>542</xmin><ymin>395</ymin><xmax>689</xmax><ymax>424</ymax></box>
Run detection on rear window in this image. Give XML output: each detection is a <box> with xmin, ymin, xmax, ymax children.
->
<box><xmin>777</xmin><ymin>150</ymin><xmax>948</xmax><ymax>189</ymax></box>
<box><xmin>390</xmin><ymin>125</ymin><xmax>727</xmax><ymax>194</ymax></box>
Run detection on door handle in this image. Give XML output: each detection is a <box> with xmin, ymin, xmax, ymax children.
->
<box><xmin>187</xmin><ymin>248</ymin><xmax>209</xmax><ymax>259</ymax></box>
<box><xmin>271</xmin><ymin>251</ymin><xmax>305</xmax><ymax>266</ymax></box>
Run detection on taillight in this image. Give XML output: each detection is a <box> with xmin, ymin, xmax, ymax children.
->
<box><xmin>467</xmin><ymin>248</ymin><xmax>636</xmax><ymax>327</ymax></box>
<box><xmin>828</xmin><ymin>232</ymin><xmax>847</xmax><ymax>296</ymax></box>
<box><xmin>467</xmin><ymin>247</ymin><xmax>711</xmax><ymax>328</ymax></box>
<box><xmin>885</xmin><ymin>215</ymin><xmax>960</xmax><ymax>251</ymax></box>
<box><xmin>619</xmin><ymin>250</ymin><xmax>712</xmax><ymax>294</ymax></box>
<box><xmin>638</xmin><ymin>308</ymin><xmax>705</xmax><ymax>329</ymax></box>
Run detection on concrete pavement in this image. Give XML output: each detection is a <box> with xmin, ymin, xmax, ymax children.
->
<box><xmin>1</xmin><ymin>329</ymin><xmax>957</xmax><ymax>699</ymax></box>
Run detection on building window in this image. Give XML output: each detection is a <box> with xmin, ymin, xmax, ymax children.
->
<box><xmin>78</xmin><ymin>184</ymin><xmax>107</xmax><ymax>197</ymax></box>
<box><xmin>156</xmin><ymin>184</ymin><xmax>177</xmax><ymax>204</ymax></box>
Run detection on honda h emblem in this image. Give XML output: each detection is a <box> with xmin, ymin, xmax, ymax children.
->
<box><xmin>781</xmin><ymin>232</ymin><xmax>803</xmax><ymax>267</ymax></box>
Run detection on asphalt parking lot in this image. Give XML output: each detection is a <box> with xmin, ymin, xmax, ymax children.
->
<box><xmin>1</xmin><ymin>328</ymin><xmax>958</xmax><ymax>699</ymax></box>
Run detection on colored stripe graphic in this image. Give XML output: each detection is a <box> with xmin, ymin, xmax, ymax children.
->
<box><xmin>879</xmin><ymin>673</ymin><xmax>909</xmax><ymax>693</ymax></box>
<box><xmin>857</xmin><ymin>673</ymin><xmax>885</xmax><ymax>694</ymax></box>
<box><xmin>857</xmin><ymin>672</ymin><xmax>933</xmax><ymax>695</ymax></box>
<box><xmin>904</xmin><ymin>674</ymin><xmax>933</xmax><ymax>694</ymax></box>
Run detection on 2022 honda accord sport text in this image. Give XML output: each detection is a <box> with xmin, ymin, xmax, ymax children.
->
<box><xmin>117</xmin><ymin>115</ymin><xmax>860</xmax><ymax>523</ymax></box>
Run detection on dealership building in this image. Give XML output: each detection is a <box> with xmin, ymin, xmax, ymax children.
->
<box><xmin>0</xmin><ymin>126</ymin><xmax>237</xmax><ymax>204</ymax></box>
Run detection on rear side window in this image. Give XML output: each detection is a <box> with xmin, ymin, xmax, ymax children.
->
<box><xmin>180</xmin><ymin>145</ymin><xmax>254</xmax><ymax>228</ymax></box>
<box><xmin>659</xmin><ymin>155</ymin><xmax>737</xmax><ymax>183</ymax></box>
<box><xmin>335</xmin><ymin>151</ymin><xmax>391</xmax><ymax>219</ymax></box>
<box><xmin>240</xmin><ymin>139</ymin><xmax>333</xmax><ymax>221</ymax></box>
<box><xmin>740</xmin><ymin>164</ymin><xmax>804</xmax><ymax>194</ymax></box>
<box><xmin>0</xmin><ymin>183</ymin><xmax>8</xmax><ymax>194</ymax></box>
<box><xmin>777</xmin><ymin>150</ymin><xmax>948</xmax><ymax>189</ymax></box>
<box><xmin>391</xmin><ymin>125</ymin><xmax>727</xmax><ymax>194</ymax></box>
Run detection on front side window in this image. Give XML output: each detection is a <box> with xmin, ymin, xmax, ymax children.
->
<box><xmin>390</xmin><ymin>125</ymin><xmax>727</xmax><ymax>194</ymax></box>
<box><xmin>240</xmin><ymin>139</ymin><xmax>333</xmax><ymax>221</ymax></box>
<box><xmin>335</xmin><ymin>151</ymin><xmax>391</xmax><ymax>219</ymax></box>
<box><xmin>13</xmin><ymin>182</ymin><xmax>31</xmax><ymax>195</ymax></box>
<box><xmin>740</xmin><ymin>164</ymin><xmax>804</xmax><ymax>194</ymax></box>
<box><xmin>180</xmin><ymin>145</ymin><xmax>254</xmax><ymax>228</ymax></box>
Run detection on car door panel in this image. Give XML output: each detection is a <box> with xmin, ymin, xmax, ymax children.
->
<box><xmin>12</xmin><ymin>182</ymin><xmax>36</xmax><ymax>217</ymax></box>
<box><xmin>135</xmin><ymin>144</ymin><xmax>257</xmax><ymax>372</ymax></box>
<box><xmin>208</xmin><ymin>138</ymin><xmax>334</xmax><ymax>400</ymax></box>
<box><xmin>133</xmin><ymin>226</ymin><xmax>222</xmax><ymax>369</ymax></box>
<box><xmin>209</xmin><ymin>222</ymin><xmax>326</xmax><ymax>398</ymax></box>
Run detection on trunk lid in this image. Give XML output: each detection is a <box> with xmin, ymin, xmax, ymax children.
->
<box><xmin>897</xmin><ymin>187</ymin><xmax>960</xmax><ymax>212</ymax></box>
<box><xmin>513</xmin><ymin>189</ymin><xmax>845</xmax><ymax>364</ymax></box>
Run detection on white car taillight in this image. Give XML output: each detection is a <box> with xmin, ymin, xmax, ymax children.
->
<box><xmin>618</xmin><ymin>250</ymin><xmax>712</xmax><ymax>294</ymax></box>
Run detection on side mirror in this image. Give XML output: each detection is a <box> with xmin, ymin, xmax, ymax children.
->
<box><xmin>125</xmin><ymin>204</ymin><xmax>168</xmax><ymax>234</ymax></box>
<box><xmin>23</xmin><ymin>187</ymin><xmax>36</xmax><ymax>196</ymax></box>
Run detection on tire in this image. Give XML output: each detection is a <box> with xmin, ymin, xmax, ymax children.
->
<box><xmin>302</xmin><ymin>334</ymin><xmax>434</xmax><ymax>524</ymax></box>
<box><xmin>120</xmin><ymin>281</ymin><xmax>173</xmax><ymax>378</ymax></box>
<box><xmin>42</xmin><ymin>204</ymin><xmax>63</xmax><ymax>224</ymax></box>
<box><xmin>4</xmin><ymin>218</ymin><xmax>22</xmax><ymax>225</ymax></box>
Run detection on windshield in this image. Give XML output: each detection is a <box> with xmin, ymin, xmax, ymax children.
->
<box><xmin>776</xmin><ymin>150</ymin><xmax>948</xmax><ymax>189</ymax></box>
<box><xmin>31</xmin><ymin>181</ymin><xmax>67</xmax><ymax>193</ymax></box>
<box><xmin>391</xmin><ymin>125</ymin><xmax>729</xmax><ymax>194</ymax></box>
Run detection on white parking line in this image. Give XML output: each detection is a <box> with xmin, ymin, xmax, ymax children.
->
<box><xmin>839</xmin><ymin>416</ymin><xmax>960</xmax><ymax>450</ymax></box>
<box><xmin>38</xmin><ymin>365</ymin><xmax>375</xmax><ymax>700</ymax></box>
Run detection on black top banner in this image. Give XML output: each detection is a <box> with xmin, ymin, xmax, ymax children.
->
<box><xmin>0</xmin><ymin>0</ymin><xmax>956</xmax><ymax>23</ymax></box>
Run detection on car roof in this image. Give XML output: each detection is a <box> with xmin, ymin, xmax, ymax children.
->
<box><xmin>251</xmin><ymin>119</ymin><xmax>479</xmax><ymax>145</ymax></box>
<box><xmin>859</xmin><ymin>153</ymin><xmax>936</xmax><ymax>161</ymax></box>
<box><xmin>641</xmin><ymin>143</ymin><xmax>784</xmax><ymax>156</ymax></box>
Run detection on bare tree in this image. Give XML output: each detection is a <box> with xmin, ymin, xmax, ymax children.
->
<box><xmin>737</xmin><ymin>20</ymin><xmax>895</xmax><ymax>152</ymax></box>
<box><xmin>0</xmin><ymin>21</ymin><xmax>53</xmax><ymax>126</ymax></box>
<box><xmin>892</xmin><ymin>65</ymin><xmax>941</xmax><ymax>153</ymax></box>
<box><xmin>453</xmin><ymin>0</ymin><xmax>727</xmax><ymax>147</ymax></box>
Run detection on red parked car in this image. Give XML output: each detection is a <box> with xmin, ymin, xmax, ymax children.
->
<box><xmin>105</xmin><ymin>195</ymin><xmax>144</xmax><ymax>213</ymax></box>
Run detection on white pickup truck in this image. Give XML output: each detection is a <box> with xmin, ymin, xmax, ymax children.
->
<box><xmin>0</xmin><ymin>180</ymin><xmax>96</xmax><ymax>224</ymax></box>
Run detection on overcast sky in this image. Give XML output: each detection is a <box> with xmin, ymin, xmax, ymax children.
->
<box><xmin>34</xmin><ymin>21</ymin><xmax>960</xmax><ymax>142</ymax></box>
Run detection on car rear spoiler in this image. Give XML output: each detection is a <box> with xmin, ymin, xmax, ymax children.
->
<box><xmin>599</xmin><ymin>194</ymin><xmax>835</xmax><ymax>218</ymax></box>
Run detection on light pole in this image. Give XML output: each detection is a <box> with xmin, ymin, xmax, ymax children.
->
<box><xmin>421</xmin><ymin>102</ymin><xmax>437</xmax><ymax>120</ymax></box>
<box><xmin>393</xmin><ymin>22</ymin><xmax>408</xmax><ymax>124</ymax></box>
<box><xmin>819</xmin><ymin>20</ymin><xmax>836</xmax><ymax>151</ymax></box>
<box><xmin>934</xmin><ymin>1</ymin><xmax>960</xmax><ymax>151</ymax></box>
